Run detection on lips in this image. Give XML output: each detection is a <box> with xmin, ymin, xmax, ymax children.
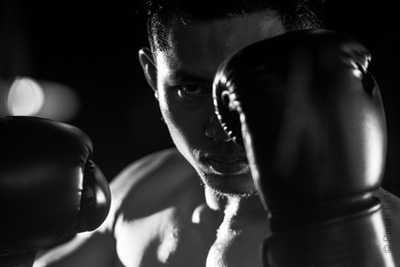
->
<box><xmin>205</xmin><ymin>155</ymin><xmax>247</xmax><ymax>164</ymax></box>
<box><xmin>201</xmin><ymin>154</ymin><xmax>249</xmax><ymax>175</ymax></box>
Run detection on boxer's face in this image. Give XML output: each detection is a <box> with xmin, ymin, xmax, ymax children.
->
<box><xmin>140</xmin><ymin>10</ymin><xmax>285</xmax><ymax>196</ymax></box>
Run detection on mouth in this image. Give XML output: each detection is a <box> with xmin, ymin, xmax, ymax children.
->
<box><xmin>201</xmin><ymin>154</ymin><xmax>249</xmax><ymax>175</ymax></box>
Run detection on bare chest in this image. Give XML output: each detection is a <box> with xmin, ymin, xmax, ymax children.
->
<box><xmin>205</xmin><ymin>220</ymin><xmax>268</xmax><ymax>267</ymax></box>
<box><xmin>114</xmin><ymin>207</ymin><xmax>216</xmax><ymax>267</ymax></box>
<box><xmin>114</xmin><ymin>210</ymin><xmax>268</xmax><ymax>267</ymax></box>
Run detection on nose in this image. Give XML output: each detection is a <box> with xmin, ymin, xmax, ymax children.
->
<box><xmin>205</xmin><ymin>113</ymin><xmax>233</xmax><ymax>142</ymax></box>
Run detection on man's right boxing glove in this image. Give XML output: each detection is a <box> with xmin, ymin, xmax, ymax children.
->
<box><xmin>0</xmin><ymin>116</ymin><xmax>112</xmax><ymax>267</ymax></box>
<box><xmin>213</xmin><ymin>29</ymin><xmax>395</xmax><ymax>266</ymax></box>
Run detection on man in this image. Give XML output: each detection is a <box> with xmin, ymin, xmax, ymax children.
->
<box><xmin>34</xmin><ymin>0</ymin><xmax>400</xmax><ymax>266</ymax></box>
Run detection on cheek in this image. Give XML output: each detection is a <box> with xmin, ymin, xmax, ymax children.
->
<box><xmin>158</xmin><ymin>91</ymin><xmax>195</xmax><ymax>143</ymax></box>
<box><xmin>157</xmin><ymin>90</ymin><xmax>208</xmax><ymax>149</ymax></box>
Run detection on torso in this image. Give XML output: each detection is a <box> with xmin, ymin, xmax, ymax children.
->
<box><xmin>107</xmin><ymin>148</ymin><xmax>400</xmax><ymax>267</ymax></box>
<box><xmin>107</xmin><ymin>148</ymin><xmax>269</xmax><ymax>267</ymax></box>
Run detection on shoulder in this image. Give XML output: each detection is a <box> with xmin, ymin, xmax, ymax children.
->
<box><xmin>105</xmin><ymin>149</ymin><xmax>206</xmax><ymax>266</ymax></box>
<box><xmin>103</xmin><ymin>148</ymin><xmax>202</xmax><ymax>229</ymax></box>
<box><xmin>111</xmin><ymin>148</ymin><xmax>198</xmax><ymax>202</ymax></box>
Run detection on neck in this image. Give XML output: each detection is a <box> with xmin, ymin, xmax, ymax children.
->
<box><xmin>205</xmin><ymin>187</ymin><xmax>267</xmax><ymax>223</ymax></box>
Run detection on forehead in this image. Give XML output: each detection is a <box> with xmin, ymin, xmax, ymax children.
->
<box><xmin>155</xmin><ymin>10</ymin><xmax>285</xmax><ymax>80</ymax></box>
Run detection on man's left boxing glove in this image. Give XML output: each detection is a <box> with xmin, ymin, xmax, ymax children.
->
<box><xmin>213</xmin><ymin>29</ymin><xmax>394</xmax><ymax>266</ymax></box>
<box><xmin>0</xmin><ymin>116</ymin><xmax>111</xmax><ymax>267</ymax></box>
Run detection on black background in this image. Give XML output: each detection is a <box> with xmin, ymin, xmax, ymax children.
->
<box><xmin>1</xmin><ymin>0</ymin><xmax>399</xmax><ymax>195</ymax></box>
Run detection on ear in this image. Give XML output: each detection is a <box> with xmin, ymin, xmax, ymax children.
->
<box><xmin>138</xmin><ymin>47</ymin><xmax>158</xmax><ymax>99</ymax></box>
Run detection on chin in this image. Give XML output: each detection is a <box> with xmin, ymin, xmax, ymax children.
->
<box><xmin>201</xmin><ymin>172</ymin><xmax>259</xmax><ymax>198</ymax></box>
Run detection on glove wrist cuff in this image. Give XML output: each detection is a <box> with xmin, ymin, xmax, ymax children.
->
<box><xmin>263</xmin><ymin>201</ymin><xmax>395</xmax><ymax>267</ymax></box>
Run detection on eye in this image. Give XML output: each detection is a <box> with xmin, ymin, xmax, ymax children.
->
<box><xmin>174</xmin><ymin>84</ymin><xmax>209</xmax><ymax>98</ymax></box>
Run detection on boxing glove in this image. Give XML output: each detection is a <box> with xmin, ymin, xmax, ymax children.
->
<box><xmin>213</xmin><ymin>29</ymin><xmax>395</xmax><ymax>266</ymax></box>
<box><xmin>0</xmin><ymin>116</ymin><xmax>111</xmax><ymax>267</ymax></box>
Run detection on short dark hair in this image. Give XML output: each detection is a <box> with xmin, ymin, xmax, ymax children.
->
<box><xmin>140</xmin><ymin>0</ymin><xmax>325</xmax><ymax>52</ymax></box>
